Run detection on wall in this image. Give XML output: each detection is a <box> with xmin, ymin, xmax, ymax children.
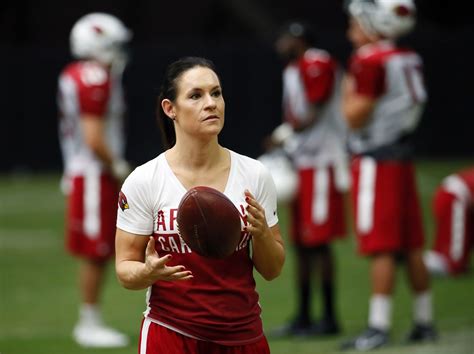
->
<box><xmin>1</xmin><ymin>0</ymin><xmax>472</xmax><ymax>172</ymax></box>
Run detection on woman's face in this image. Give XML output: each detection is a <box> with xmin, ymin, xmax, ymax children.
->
<box><xmin>173</xmin><ymin>66</ymin><xmax>225</xmax><ymax>139</ymax></box>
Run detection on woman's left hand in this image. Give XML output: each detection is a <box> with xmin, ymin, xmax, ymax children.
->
<box><xmin>244</xmin><ymin>189</ymin><xmax>285</xmax><ymax>280</ymax></box>
<box><xmin>244</xmin><ymin>189</ymin><xmax>271</xmax><ymax>240</ymax></box>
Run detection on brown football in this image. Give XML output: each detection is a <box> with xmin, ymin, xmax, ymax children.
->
<box><xmin>177</xmin><ymin>186</ymin><xmax>242</xmax><ymax>258</ymax></box>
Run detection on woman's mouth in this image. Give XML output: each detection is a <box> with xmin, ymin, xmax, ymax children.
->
<box><xmin>203</xmin><ymin>115</ymin><xmax>219</xmax><ymax>121</ymax></box>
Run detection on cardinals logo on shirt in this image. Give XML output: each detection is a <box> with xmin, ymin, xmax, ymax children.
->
<box><xmin>118</xmin><ymin>191</ymin><xmax>129</xmax><ymax>211</ymax></box>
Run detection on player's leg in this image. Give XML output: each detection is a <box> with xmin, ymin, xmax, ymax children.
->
<box><xmin>313</xmin><ymin>163</ymin><xmax>348</xmax><ymax>334</ymax></box>
<box><xmin>313</xmin><ymin>243</ymin><xmax>340</xmax><ymax>335</ymax></box>
<box><xmin>69</xmin><ymin>173</ymin><xmax>128</xmax><ymax>347</ymax></box>
<box><xmin>341</xmin><ymin>158</ymin><xmax>403</xmax><ymax>351</ymax></box>
<box><xmin>76</xmin><ymin>258</ymin><xmax>111</xmax><ymax>335</ymax></box>
<box><xmin>369</xmin><ymin>252</ymin><xmax>396</xmax><ymax>327</ymax></box>
<box><xmin>403</xmin><ymin>164</ymin><xmax>437</xmax><ymax>343</ymax></box>
<box><xmin>317</xmin><ymin>244</ymin><xmax>334</xmax><ymax>320</ymax></box>
<box><xmin>74</xmin><ymin>258</ymin><xmax>129</xmax><ymax>347</ymax></box>
<box><xmin>340</xmin><ymin>252</ymin><xmax>395</xmax><ymax>351</ymax></box>
<box><xmin>299</xmin><ymin>165</ymin><xmax>342</xmax><ymax>335</ymax></box>
<box><xmin>269</xmin><ymin>245</ymin><xmax>314</xmax><ymax>337</ymax></box>
<box><xmin>269</xmin><ymin>169</ymin><xmax>315</xmax><ymax>337</ymax></box>
<box><xmin>295</xmin><ymin>246</ymin><xmax>314</xmax><ymax>327</ymax></box>
<box><xmin>79</xmin><ymin>258</ymin><xmax>107</xmax><ymax>304</ymax></box>
<box><xmin>405</xmin><ymin>248</ymin><xmax>437</xmax><ymax>342</ymax></box>
<box><xmin>371</xmin><ymin>253</ymin><xmax>396</xmax><ymax>293</ymax></box>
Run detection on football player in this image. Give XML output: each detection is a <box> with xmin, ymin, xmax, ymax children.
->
<box><xmin>340</xmin><ymin>0</ymin><xmax>437</xmax><ymax>350</ymax></box>
<box><xmin>268</xmin><ymin>21</ymin><xmax>349</xmax><ymax>337</ymax></box>
<box><xmin>57</xmin><ymin>13</ymin><xmax>131</xmax><ymax>348</ymax></box>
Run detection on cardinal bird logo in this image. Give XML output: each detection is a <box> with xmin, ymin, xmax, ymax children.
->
<box><xmin>118</xmin><ymin>191</ymin><xmax>129</xmax><ymax>211</ymax></box>
<box><xmin>394</xmin><ymin>4</ymin><xmax>411</xmax><ymax>16</ymax></box>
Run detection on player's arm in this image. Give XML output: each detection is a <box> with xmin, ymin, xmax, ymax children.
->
<box><xmin>115</xmin><ymin>229</ymin><xmax>193</xmax><ymax>290</ymax></box>
<box><xmin>296</xmin><ymin>58</ymin><xmax>335</xmax><ymax>131</ymax></box>
<box><xmin>245</xmin><ymin>190</ymin><xmax>285</xmax><ymax>281</ymax></box>
<box><xmin>341</xmin><ymin>74</ymin><xmax>376</xmax><ymax>130</ymax></box>
<box><xmin>272</xmin><ymin>60</ymin><xmax>334</xmax><ymax>146</ymax></box>
<box><xmin>77</xmin><ymin>63</ymin><xmax>130</xmax><ymax>181</ymax></box>
<box><xmin>292</xmin><ymin>104</ymin><xmax>320</xmax><ymax>132</ymax></box>
<box><xmin>270</xmin><ymin>98</ymin><xmax>324</xmax><ymax>148</ymax></box>
<box><xmin>82</xmin><ymin>114</ymin><xmax>115</xmax><ymax>167</ymax></box>
<box><xmin>82</xmin><ymin>115</ymin><xmax>130</xmax><ymax>181</ymax></box>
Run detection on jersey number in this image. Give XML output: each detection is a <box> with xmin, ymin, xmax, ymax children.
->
<box><xmin>81</xmin><ymin>64</ymin><xmax>108</xmax><ymax>86</ymax></box>
<box><xmin>403</xmin><ymin>64</ymin><xmax>426</xmax><ymax>104</ymax></box>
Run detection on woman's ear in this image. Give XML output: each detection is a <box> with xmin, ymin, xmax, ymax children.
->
<box><xmin>161</xmin><ymin>99</ymin><xmax>176</xmax><ymax>120</ymax></box>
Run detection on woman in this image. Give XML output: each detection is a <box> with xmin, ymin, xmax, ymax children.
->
<box><xmin>115</xmin><ymin>56</ymin><xmax>285</xmax><ymax>354</ymax></box>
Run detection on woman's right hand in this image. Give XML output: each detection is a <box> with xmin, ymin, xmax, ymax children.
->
<box><xmin>144</xmin><ymin>236</ymin><xmax>193</xmax><ymax>282</ymax></box>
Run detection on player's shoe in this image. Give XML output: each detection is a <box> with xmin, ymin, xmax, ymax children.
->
<box><xmin>340</xmin><ymin>327</ymin><xmax>389</xmax><ymax>351</ymax></box>
<box><xmin>405</xmin><ymin>323</ymin><xmax>438</xmax><ymax>343</ymax></box>
<box><xmin>268</xmin><ymin>318</ymin><xmax>314</xmax><ymax>338</ymax></box>
<box><xmin>73</xmin><ymin>322</ymin><xmax>129</xmax><ymax>348</ymax></box>
<box><xmin>311</xmin><ymin>317</ymin><xmax>341</xmax><ymax>335</ymax></box>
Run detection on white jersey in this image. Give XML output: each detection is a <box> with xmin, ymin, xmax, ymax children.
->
<box><xmin>57</xmin><ymin>60</ymin><xmax>126</xmax><ymax>177</ymax></box>
<box><xmin>282</xmin><ymin>48</ymin><xmax>347</xmax><ymax>168</ymax></box>
<box><xmin>117</xmin><ymin>149</ymin><xmax>278</xmax><ymax>238</ymax></box>
<box><xmin>347</xmin><ymin>41</ymin><xmax>427</xmax><ymax>155</ymax></box>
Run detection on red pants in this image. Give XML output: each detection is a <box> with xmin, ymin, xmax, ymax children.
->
<box><xmin>138</xmin><ymin>318</ymin><xmax>271</xmax><ymax>354</ymax></box>
<box><xmin>66</xmin><ymin>173</ymin><xmax>119</xmax><ymax>260</ymax></box>
<box><xmin>291</xmin><ymin>165</ymin><xmax>347</xmax><ymax>247</ymax></box>
<box><xmin>351</xmin><ymin>157</ymin><xmax>424</xmax><ymax>255</ymax></box>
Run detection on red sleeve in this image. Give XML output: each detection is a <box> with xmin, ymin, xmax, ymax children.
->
<box><xmin>349</xmin><ymin>55</ymin><xmax>385</xmax><ymax>98</ymax></box>
<box><xmin>73</xmin><ymin>63</ymin><xmax>111</xmax><ymax>117</ymax></box>
<box><xmin>299</xmin><ymin>57</ymin><xmax>335</xmax><ymax>104</ymax></box>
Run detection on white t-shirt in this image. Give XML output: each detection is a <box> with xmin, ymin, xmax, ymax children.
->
<box><xmin>117</xmin><ymin>149</ymin><xmax>278</xmax><ymax>236</ymax></box>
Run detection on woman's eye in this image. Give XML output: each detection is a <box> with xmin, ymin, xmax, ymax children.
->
<box><xmin>190</xmin><ymin>93</ymin><xmax>201</xmax><ymax>99</ymax></box>
<box><xmin>212</xmin><ymin>90</ymin><xmax>221</xmax><ymax>97</ymax></box>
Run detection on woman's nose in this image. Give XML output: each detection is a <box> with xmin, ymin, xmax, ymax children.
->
<box><xmin>204</xmin><ymin>93</ymin><xmax>217</xmax><ymax>107</ymax></box>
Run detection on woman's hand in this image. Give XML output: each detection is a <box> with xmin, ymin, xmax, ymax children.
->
<box><xmin>115</xmin><ymin>229</ymin><xmax>192</xmax><ymax>290</ymax></box>
<box><xmin>143</xmin><ymin>237</ymin><xmax>193</xmax><ymax>282</ymax></box>
<box><xmin>244</xmin><ymin>190</ymin><xmax>271</xmax><ymax>240</ymax></box>
<box><xmin>244</xmin><ymin>189</ymin><xmax>285</xmax><ymax>280</ymax></box>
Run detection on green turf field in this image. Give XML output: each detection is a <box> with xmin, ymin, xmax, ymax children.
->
<box><xmin>1</xmin><ymin>159</ymin><xmax>473</xmax><ymax>354</ymax></box>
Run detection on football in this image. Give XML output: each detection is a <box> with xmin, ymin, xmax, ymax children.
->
<box><xmin>177</xmin><ymin>186</ymin><xmax>242</xmax><ymax>258</ymax></box>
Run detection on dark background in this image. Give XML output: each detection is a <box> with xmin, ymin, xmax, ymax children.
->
<box><xmin>1</xmin><ymin>0</ymin><xmax>473</xmax><ymax>172</ymax></box>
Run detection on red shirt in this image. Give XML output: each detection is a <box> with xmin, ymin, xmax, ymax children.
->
<box><xmin>61</xmin><ymin>61</ymin><xmax>111</xmax><ymax>117</ymax></box>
